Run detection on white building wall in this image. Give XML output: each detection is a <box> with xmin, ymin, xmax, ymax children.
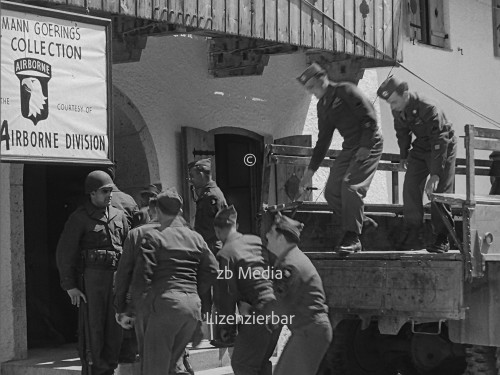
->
<box><xmin>376</xmin><ymin>0</ymin><xmax>500</xmax><ymax>195</ymax></box>
<box><xmin>113</xmin><ymin>35</ymin><xmax>312</xmax><ymax>193</ymax></box>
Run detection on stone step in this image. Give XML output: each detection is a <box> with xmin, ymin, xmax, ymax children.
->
<box><xmin>1</xmin><ymin>341</ymin><xmax>232</xmax><ymax>375</ymax></box>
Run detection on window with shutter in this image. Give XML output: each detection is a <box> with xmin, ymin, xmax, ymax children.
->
<box><xmin>494</xmin><ymin>0</ymin><xmax>500</xmax><ymax>56</ymax></box>
<box><xmin>407</xmin><ymin>0</ymin><xmax>448</xmax><ymax>48</ymax></box>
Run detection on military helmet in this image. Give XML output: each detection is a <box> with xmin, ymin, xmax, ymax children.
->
<box><xmin>84</xmin><ymin>170</ymin><xmax>114</xmax><ymax>194</ymax></box>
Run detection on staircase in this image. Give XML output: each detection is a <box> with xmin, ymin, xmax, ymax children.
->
<box><xmin>0</xmin><ymin>341</ymin><xmax>237</xmax><ymax>375</ymax></box>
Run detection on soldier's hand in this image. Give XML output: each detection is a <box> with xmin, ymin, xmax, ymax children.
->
<box><xmin>298</xmin><ymin>169</ymin><xmax>315</xmax><ymax>198</ymax></box>
<box><xmin>354</xmin><ymin>147</ymin><xmax>371</xmax><ymax>162</ymax></box>
<box><xmin>67</xmin><ymin>288</ymin><xmax>87</xmax><ymax>307</ymax></box>
<box><xmin>115</xmin><ymin>313</ymin><xmax>135</xmax><ymax>329</ymax></box>
<box><xmin>400</xmin><ymin>159</ymin><xmax>408</xmax><ymax>171</ymax></box>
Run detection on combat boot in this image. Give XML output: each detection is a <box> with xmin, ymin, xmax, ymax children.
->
<box><xmin>395</xmin><ymin>226</ymin><xmax>424</xmax><ymax>250</ymax></box>
<box><xmin>337</xmin><ymin>231</ymin><xmax>362</xmax><ymax>254</ymax></box>
<box><xmin>427</xmin><ymin>233</ymin><xmax>450</xmax><ymax>253</ymax></box>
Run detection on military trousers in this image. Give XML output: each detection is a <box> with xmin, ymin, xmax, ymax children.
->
<box><xmin>403</xmin><ymin>145</ymin><xmax>456</xmax><ymax>235</ymax></box>
<box><xmin>79</xmin><ymin>268</ymin><xmax>123</xmax><ymax>375</ymax></box>
<box><xmin>273</xmin><ymin>314</ymin><xmax>332</xmax><ymax>375</ymax></box>
<box><xmin>231</xmin><ymin>322</ymin><xmax>281</xmax><ymax>375</ymax></box>
<box><xmin>142</xmin><ymin>291</ymin><xmax>200</xmax><ymax>375</ymax></box>
<box><xmin>324</xmin><ymin>140</ymin><xmax>383</xmax><ymax>234</ymax></box>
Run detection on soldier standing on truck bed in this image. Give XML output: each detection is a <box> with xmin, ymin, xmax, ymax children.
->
<box><xmin>265</xmin><ymin>213</ymin><xmax>332</xmax><ymax>375</ymax></box>
<box><xmin>56</xmin><ymin>170</ymin><xmax>129</xmax><ymax>375</ymax></box>
<box><xmin>377</xmin><ymin>76</ymin><xmax>457</xmax><ymax>253</ymax></box>
<box><xmin>297</xmin><ymin>62</ymin><xmax>384</xmax><ymax>254</ymax></box>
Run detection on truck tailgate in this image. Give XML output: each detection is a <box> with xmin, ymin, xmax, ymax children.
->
<box><xmin>308</xmin><ymin>250</ymin><xmax>465</xmax><ymax>320</ymax></box>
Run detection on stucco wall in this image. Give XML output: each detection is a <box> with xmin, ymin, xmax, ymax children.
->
<box><xmin>0</xmin><ymin>164</ymin><xmax>27</xmax><ymax>363</ymax></box>
<box><xmin>376</xmin><ymin>0</ymin><xmax>500</xmax><ymax>195</ymax></box>
<box><xmin>113</xmin><ymin>35</ymin><xmax>311</xmax><ymax>193</ymax></box>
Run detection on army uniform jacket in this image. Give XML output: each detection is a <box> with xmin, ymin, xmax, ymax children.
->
<box><xmin>215</xmin><ymin>232</ymin><xmax>276</xmax><ymax>316</ymax></box>
<box><xmin>393</xmin><ymin>92</ymin><xmax>456</xmax><ymax>176</ymax></box>
<box><xmin>56</xmin><ymin>201</ymin><xmax>129</xmax><ymax>291</ymax></box>
<box><xmin>194</xmin><ymin>181</ymin><xmax>227</xmax><ymax>250</ymax></box>
<box><xmin>273</xmin><ymin>246</ymin><xmax>328</xmax><ymax>330</ymax></box>
<box><xmin>140</xmin><ymin>216</ymin><xmax>219</xmax><ymax>296</ymax></box>
<box><xmin>114</xmin><ymin>222</ymin><xmax>160</xmax><ymax>314</ymax></box>
<box><xmin>111</xmin><ymin>187</ymin><xmax>139</xmax><ymax>228</ymax></box>
<box><xmin>309</xmin><ymin>82</ymin><xmax>382</xmax><ymax>172</ymax></box>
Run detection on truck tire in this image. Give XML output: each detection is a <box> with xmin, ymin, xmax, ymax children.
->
<box><xmin>409</xmin><ymin>330</ymin><xmax>466</xmax><ymax>375</ymax></box>
<box><xmin>463</xmin><ymin>345</ymin><xmax>497</xmax><ymax>375</ymax></box>
<box><xmin>329</xmin><ymin>319</ymin><xmax>397</xmax><ymax>375</ymax></box>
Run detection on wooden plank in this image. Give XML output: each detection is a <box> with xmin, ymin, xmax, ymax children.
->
<box><xmin>137</xmin><ymin>0</ymin><xmax>153</xmax><ymax>19</ymax></box>
<box><xmin>212</xmin><ymin>0</ymin><xmax>225</xmax><ymax>31</ymax></box>
<box><xmin>102</xmin><ymin>0</ymin><xmax>119</xmax><ymax>13</ymax></box>
<box><xmin>225</xmin><ymin>1</ymin><xmax>238</xmax><ymax>34</ymax></box>
<box><xmin>323</xmin><ymin>0</ymin><xmax>334</xmax><ymax>50</ymax></box>
<box><xmin>277</xmin><ymin>0</ymin><xmax>289</xmax><ymax>43</ymax></box>
<box><xmin>184</xmin><ymin>0</ymin><xmax>198</xmax><ymax>27</ymax></box>
<box><xmin>344</xmin><ymin>0</ymin><xmax>355</xmax><ymax>54</ymax></box>
<box><xmin>353</xmin><ymin>0</ymin><xmax>364</xmax><ymax>56</ymax></box>
<box><xmin>252</xmin><ymin>0</ymin><xmax>265</xmax><ymax>38</ymax></box>
<box><xmin>333</xmin><ymin>0</ymin><xmax>345</xmax><ymax>53</ymax></box>
<box><xmin>272</xmin><ymin>155</ymin><xmax>405</xmax><ymax>172</ymax></box>
<box><xmin>67</xmin><ymin>0</ymin><xmax>86</xmax><ymax>7</ymax></box>
<box><xmin>383</xmin><ymin>0</ymin><xmax>394</xmax><ymax>59</ymax></box>
<box><xmin>363</xmin><ymin>0</ymin><xmax>376</xmax><ymax>58</ymax></box>
<box><xmin>311</xmin><ymin>0</ymin><xmax>323</xmax><ymax>48</ymax></box>
<box><xmin>198</xmin><ymin>0</ymin><xmax>213</xmax><ymax>29</ymax></box>
<box><xmin>473</xmin><ymin>139</ymin><xmax>500</xmax><ymax>152</ymax></box>
<box><xmin>301</xmin><ymin>0</ymin><xmax>312</xmax><ymax>46</ymax></box>
<box><xmin>153</xmin><ymin>0</ymin><xmax>167</xmax><ymax>20</ymax></box>
<box><xmin>169</xmin><ymin>0</ymin><xmax>184</xmax><ymax>25</ymax></box>
<box><xmin>265</xmin><ymin>0</ymin><xmax>277</xmax><ymax>41</ymax></box>
<box><xmin>239</xmin><ymin>0</ymin><xmax>252</xmax><ymax>36</ymax></box>
<box><xmin>474</xmin><ymin>127</ymin><xmax>500</xmax><ymax>141</ymax></box>
<box><xmin>374</xmin><ymin>0</ymin><xmax>385</xmax><ymax>59</ymax></box>
<box><xmin>289</xmin><ymin>0</ymin><xmax>301</xmax><ymax>45</ymax></box>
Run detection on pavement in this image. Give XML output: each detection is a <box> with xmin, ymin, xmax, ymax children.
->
<box><xmin>0</xmin><ymin>341</ymin><xmax>243</xmax><ymax>375</ymax></box>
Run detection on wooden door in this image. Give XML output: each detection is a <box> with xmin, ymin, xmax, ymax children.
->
<box><xmin>181</xmin><ymin>126</ymin><xmax>216</xmax><ymax>226</ymax></box>
<box><xmin>274</xmin><ymin>135</ymin><xmax>313</xmax><ymax>203</ymax></box>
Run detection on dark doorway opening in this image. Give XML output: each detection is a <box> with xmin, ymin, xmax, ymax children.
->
<box><xmin>214</xmin><ymin>133</ymin><xmax>263</xmax><ymax>235</ymax></box>
<box><xmin>24</xmin><ymin>164</ymin><xmax>95</xmax><ymax>348</ymax></box>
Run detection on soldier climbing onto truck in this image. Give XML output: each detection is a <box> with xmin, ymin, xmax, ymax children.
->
<box><xmin>296</xmin><ymin>62</ymin><xmax>383</xmax><ymax>254</ymax></box>
<box><xmin>377</xmin><ymin>76</ymin><xmax>458</xmax><ymax>253</ymax></box>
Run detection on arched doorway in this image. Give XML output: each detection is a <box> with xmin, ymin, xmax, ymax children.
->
<box><xmin>23</xmin><ymin>86</ymin><xmax>158</xmax><ymax>348</ymax></box>
<box><xmin>213</xmin><ymin>129</ymin><xmax>264</xmax><ymax>235</ymax></box>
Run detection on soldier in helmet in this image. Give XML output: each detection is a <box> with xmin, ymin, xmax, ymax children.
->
<box><xmin>56</xmin><ymin>170</ymin><xmax>130</xmax><ymax>375</ymax></box>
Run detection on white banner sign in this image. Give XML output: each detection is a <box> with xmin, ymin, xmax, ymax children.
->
<box><xmin>1</xmin><ymin>3</ymin><xmax>112</xmax><ymax>163</ymax></box>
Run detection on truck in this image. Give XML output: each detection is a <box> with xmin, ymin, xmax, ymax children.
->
<box><xmin>259</xmin><ymin>124</ymin><xmax>500</xmax><ymax>375</ymax></box>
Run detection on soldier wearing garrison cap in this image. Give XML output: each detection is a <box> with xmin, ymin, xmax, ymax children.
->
<box><xmin>135</xmin><ymin>188</ymin><xmax>218</xmax><ymax>375</ymax></box>
<box><xmin>378</xmin><ymin>76</ymin><xmax>457</xmax><ymax>253</ymax></box>
<box><xmin>188</xmin><ymin>158</ymin><xmax>228</xmax><ymax>320</ymax></box>
<box><xmin>214</xmin><ymin>205</ymin><xmax>280</xmax><ymax>375</ymax></box>
<box><xmin>265</xmin><ymin>213</ymin><xmax>332</xmax><ymax>375</ymax></box>
<box><xmin>56</xmin><ymin>170</ymin><xmax>129</xmax><ymax>375</ymax></box>
<box><xmin>296</xmin><ymin>62</ymin><xmax>383</xmax><ymax>254</ymax></box>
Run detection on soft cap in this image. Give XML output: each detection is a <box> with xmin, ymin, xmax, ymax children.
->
<box><xmin>377</xmin><ymin>76</ymin><xmax>408</xmax><ymax>100</ymax></box>
<box><xmin>275</xmin><ymin>212</ymin><xmax>304</xmax><ymax>242</ymax></box>
<box><xmin>156</xmin><ymin>188</ymin><xmax>183</xmax><ymax>215</ymax></box>
<box><xmin>214</xmin><ymin>205</ymin><xmax>237</xmax><ymax>227</ymax></box>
